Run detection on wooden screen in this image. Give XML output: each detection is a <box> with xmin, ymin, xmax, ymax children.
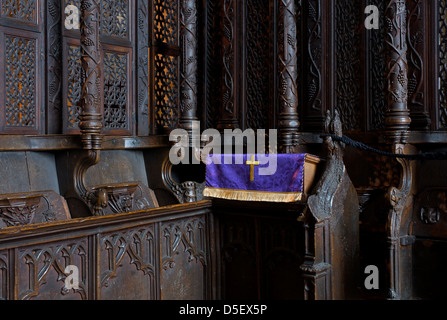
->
<box><xmin>61</xmin><ymin>0</ymin><xmax>134</xmax><ymax>135</ymax></box>
<box><xmin>0</xmin><ymin>0</ymin><xmax>43</xmax><ymax>134</ymax></box>
<box><xmin>150</xmin><ymin>0</ymin><xmax>180</xmax><ymax>135</ymax></box>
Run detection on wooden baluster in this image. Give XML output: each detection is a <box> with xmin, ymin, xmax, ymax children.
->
<box><xmin>384</xmin><ymin>0</ymin><xmax>412</xmax><ymax>144</ymax></box>
<box><xmin>384</xmin><ymin>0</ymin><xmax>416</xmax><ymax>300</ymax></box>
<box><xmin>73</xmin><ymin>0</ymin><xmax>107</xmax><ymax>216</ymax></box>
<box><xmin>278</xmin><ymin>0</ymin><xmax>299</xmax><ymax>153</ymax></box>
<box><xmin>79</xmin><ymin>0</ymin><xmax>103</xmax><ymax>150</ymax></box>
<box><xmin>180</xmin><ymin>0</ymin><xmax>199</xmax><ymax>146</ymax></box>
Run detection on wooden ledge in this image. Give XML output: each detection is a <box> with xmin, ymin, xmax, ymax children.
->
<box><xmin>0</xmin><ymin>135</ymin><xmax>170</xmax><ymax>151</ymax></box>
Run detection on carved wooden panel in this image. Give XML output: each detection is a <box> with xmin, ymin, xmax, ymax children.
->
<box><xmin>153</xmin><ymin>54</ymin><xmax>180</xmax><ymax>132</ymax></box>
<box><xmin>161</xmin><ymin>216</ymin><xmax>207</xmax><ymax>300</ymax></box>
<box><xmin>136</xmin><ymin>0</ymin><xmax>150</xmax><ymax>136</ymax></box>
<box><xmin>407</xmin><ymin>0</ymin><xmax>430</xmax><ymax>130</ymax></box>
<box><xmin>219</xmin><ymin>214</ymin><xmax>258</xmax><ymax>299</ymax></box>
<box><xmin>103</xmin><ymin>47</ymin><xmax>132</xmax><ymax>133</ymax></box>
<box><xmin>153</xmin><ymin>0</ymin><xmax>179</xmax><ymax>46</ymax></box>
<box><xmin>0</xmin><ymin>251</ymin><xmax>7</xmax><ymax>300</ymax></box>
<box><xmin>1</xmin><ymin>0</ymin><xmax>37</xmax><ymax>24</ymax></box>
<box><xmin>46</xmin><ymin>0</ymin><xmax>63</xmax><ymax>134</ymax></box>
<box><xmin>150</xmin><ymin>0</ymin><xmax>180</xmax><ymax>134</ymax></box>
<box><xmin>261</xmin><ymin>217</ymin><xmax>304</xmax><ymax>300</ymax></box>
<box><xmin>99</xmin><ymin>226</ymin><xmax>157</xmax><ymax>300</ymax></box>
<box><xmin>216</xmin><ymin>207</ymin><xmax>305</xmax><ymax>300</ymax></box>
<box><xmin>0</xmin><ymin>29</ymin><xmax>43</xmax><ymax>134</ymax></box>
<box><xmin>440</xmin><ymin>0</ymin><xmax>447</xmax><ymax>129</ymax></box>
<box><xmin>335</xmin><ymin>0</ymin><xmax>362</xmax><ymax>131</ymax></box>
<box><xmin>301</xmin><ymin>0</ymin><xmax>325</xmax><ymax>131</ymax></box>
<box><xmin>203</xmin><ymin>0</ymin><xmax>222</xmax><ymax>130</ymax></box>
<box><xmin>0</xmin><ymin>191</ymin><xmax>71</xmax><ymax>229</ymax></box>
<box><xmin>63</xmin><ymin>41</ymin><xmax>82</xmax><ymax>133</ymax></box>
<box><xmin>101</xmin><ymin>0</ymin><xmax>129</xmax><ymax>41</ymax></box>
<box><xmin>17</xmin><ymin>239</ymin><xmax>89</xmax><ymax>300</ymax></box>
<box><xmin>367</xmin><ymin>0</ymin><xmax>387</xmax><ymax>131</ymax></box>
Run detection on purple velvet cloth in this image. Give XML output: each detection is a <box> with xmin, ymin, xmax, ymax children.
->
<box><xmin>205</xmin><ymin>154</ymin><xmax>306</xmax><ymax>193</ymax></box>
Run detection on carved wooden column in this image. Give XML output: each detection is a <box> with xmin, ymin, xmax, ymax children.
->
<box><xmin>384</xmin><ymin>0</ymin><xmax>416</xmax><ymax>300</ymax></box>
<box><xmin>180</xmin><ymin>0</ymin><xmax>199</xmax><ymax>145</ymax></box>
<box><xmin>217</xmin><ymin>0</ymin><xmax>239</xmax><ymax>130</ymax></box>
<box><xmin>73</xmin><ymin>0</ymin><xmax>105</xmax><ymax>216</ymax></box>
<box><xmin>278</xmin><ymin>0</ymin><xmax>299</xmax><ymax>153</ymax></box>
<box><xmin>384</xmin><ymin>0</ymin><xmax>411</xmax><ymax>144</ymax></box>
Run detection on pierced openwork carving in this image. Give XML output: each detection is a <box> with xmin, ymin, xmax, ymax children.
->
<box><xmin>5</xmin><ymin>35</ymin><xmax>37</xmax><ymax>129</ymax></box>
<box><xmin>101</xmin><ymin>0</ymin><xmax>129</xmax><ymax>39</ymax></box>
<box><xmin>66</xmin><ymin>45</ymin><xmax>83</xmax><ymax>130</ymax></box>
<box><xmin>335</xmin><ymin>0</ymin><xmax>361</xmax><ymax>131</ymax></box>
<box><xmin>245</xmin><ymin>0</ymin><xmax>270</xmax><ymax>130</ymax></box>
<box><xmin>103</xmin><ymin>51</ymin><xmax>129</xmax><ymax>130</ymax></box>
<box><xmin>153</xmin><ymin>0</ymin><xmax>178</xmax><ymax>45</ymax></box>
<box><xmin>154</xmin><ymin>54</ymin><xmax>179</xmax><ymax>131</ymax></box>
<box><xmin>1</xmin><ymin>0</ymin><xmax>36</xmax><ymax>22</ymax></box>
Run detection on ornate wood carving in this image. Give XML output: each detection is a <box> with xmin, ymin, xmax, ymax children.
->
<box><xmin>0</xmin><ymin>201</ymin><xmax>213</xmax><ymax>300</ymax></box>
<box><xmin>335</xmin><ymin>0</ymin><xmax>362</xmax><ymax>132</ymax></box>
<box><xmin>152</xmin><ymin>0</ymin><xmax>181</xmax><ymax>134</ymax></box>
<box><xmin>301</xmin><ymin>0</ymin><xmax>324</xmax><ymax>131</ymax></box>
<box><xmin>72</xmin><ymin>0</ymin><xmax>104</xmax><ymax>217</ymax></box>
<box><xmin>179</xmin><ymin>0</ymin><xmax>199</xmax><ymax>143</ymax></box>
<box><xmin>384</xmin><ymin>0</ymin><xmax>411</xmax><ymax>144</ymax></box>
<box><xmin>161</xmin><ymin>216</ymin><xmax>207</xmax><ymax>299</ymax></box>
<box><xmin>300</xmin><ymin>110</ymin><xmax>360</xmax><ymax>300</ymax></box>
<box><xmin>47</xmin><ymin>0</ymin><xmax>63</xmax><ymax>134</ymax></box>
<box><xmin>0</xmin><ymin>191</ymin><xmax>71</xmax><ymax>229</ymax></box>
<box><xmin>203</xmin><ymin>0</ymin><xmax>221</xmax><ymax>130</ymax></box>
<box><xmin>278</xmin><ymin>0</ymin><xmax>299</xmax><ymax>153</ymax></box>
<box><xmin>79</xmin><ymin>0</ymin><xmax>103</xmax><ymax>150</ymax></box>
<box><xmin>385</xmin><ymin>144</ymin><xmax>416</xmax><ymax>300</ymax></box>
<box><xmin>162</xmin><ymin>158</ymin><xmax>205</xmax><ymax>204</ymax></box>
<box><xmin>440</xmin><ymin>0</ymin><xmax>447</xmax><ymax>129</ymax></box>
<box><xmin>216</xmin><ymin>0</ymin><xmax>239</xmax><ymax>130</ymax></box>
<box><xmin>137</xmin><ymin>0</ymin><xmax>150</xmax><ymax>136</ymax></box>
<box><xmin>367</xmin><ymin>0</ymin><xmax>388</xmax><ymax>131</ymax></box>
<box><xmin>0</xmin><ymin>251</ymin><xmax>7</xmax><ymax>300</ymax></box>
<box><xmin>18</xmin><ymin>240</ymin><xmax>89</xmax><ymax>300</ymax></box>
<box><xmin>100</xmin><ymin>227</ymin><xmax>156</xmax><ymax>299</ymax></box>
<box><xmin>407</xmin><ymin>0</ymin><xmax>431</xmax><ymax>130</ymax></box>
<box><xmin>245</xmin><ymin>0</ymin><xmax>270</xmax><ymax>130</ymax></box>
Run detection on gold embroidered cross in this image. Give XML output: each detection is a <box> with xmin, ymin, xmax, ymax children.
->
<box><xmin>246</xmin><ymin>155</ymin><xmax>260</xmax><ymax>182</ymax></box>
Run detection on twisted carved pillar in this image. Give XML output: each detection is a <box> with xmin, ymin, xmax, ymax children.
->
<box><xmin>73</xmin><ymin>0</ymin><xmax>106</xmax><ymax>216</ymax></box>
<box><xmin>180</xmin><ymin>0</ymin><xmax>199</xmax><ymax>146</ymax></box>
<box><xmin>278</xmin><ymin>0</ymin><xmax>299</xmax><ymax>153</ymax></box>
<box><xmin>384</xmin><ymin>0</ymin><xmax>415</xmax><ymax>300</ymax></box>
<box><xmin>384</xmin><ymin>0</ymin><xmax>411</xmax><ymax>144</ymax></box>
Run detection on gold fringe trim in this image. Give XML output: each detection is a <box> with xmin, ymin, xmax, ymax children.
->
<box><xmin>203</xmin><ymin>187</ymin><xmax>303</xmax><ymax>203</ymax></box>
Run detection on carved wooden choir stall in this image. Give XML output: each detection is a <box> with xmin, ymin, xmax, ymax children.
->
<box><xmin>0</xmin><ymin>0</ymin><xmax>446</xmax><ymax>300</ymax></box>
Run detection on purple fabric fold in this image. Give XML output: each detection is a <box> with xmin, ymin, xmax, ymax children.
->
<box><xmin>205</xmin><ymin>154</ymin><xmax>306</xmax><ymax>193</ymax></box>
